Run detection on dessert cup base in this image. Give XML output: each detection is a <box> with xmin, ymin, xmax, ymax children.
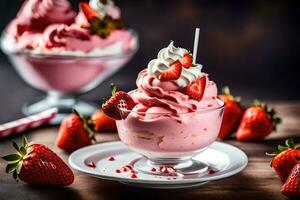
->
<box><xmin>131</xmin><ymin>157</ymin><xmax>208</xmax><ymax>176</ymax></box>
<box><xmin>22</xmin><ymin>92</ymin><xmax>97</xmax><ymax>125</ymax></box>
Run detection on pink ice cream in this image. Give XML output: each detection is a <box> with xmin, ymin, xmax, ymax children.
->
<box><xmin>2</xmin><ymin>0</ymin><xmax>136</xmax><ymax>56</ymax></box>
<box><xmin>116</xmin><ymin>42</ymin><xmax>224</xmax><ymax>159</ymax></box>
<box><xmin>42</xmin><ymin>24</ymin><xmax>134</xmax><ymax>52</ymax></box>
<box><xmin>6</xmin><ymin>0</ymin><xmax>75</xmax><ymax>38</ymax></box>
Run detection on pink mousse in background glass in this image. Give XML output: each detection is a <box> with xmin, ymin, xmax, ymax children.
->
<box><xmin>0</xmin><ymin>0</ymin><xmax>138</xmax><ymax>123</ymax></box>
<box><xmin>115</xmin><ymin>41</ymin><xmax>224</xmax><ymax>175</ymax></box>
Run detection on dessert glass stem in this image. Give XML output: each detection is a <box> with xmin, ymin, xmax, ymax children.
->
<box><xmin>22</xmin><ymin>91</ymin><xmax>97</xmax><ymax>124</ymax></box>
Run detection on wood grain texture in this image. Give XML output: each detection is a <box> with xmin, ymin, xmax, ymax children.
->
<box><xmin>0</xmin><ymin>101</ymin><xmax>299</xmax><ymax>200</ymax></box>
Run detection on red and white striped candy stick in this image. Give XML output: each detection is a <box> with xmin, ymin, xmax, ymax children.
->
<box><xmin>0</xmin><ymin>108</ymin><xmax>58</xmax><ymax>139</ymax></box>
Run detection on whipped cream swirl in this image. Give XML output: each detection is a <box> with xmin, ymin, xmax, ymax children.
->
<box><xmin>147</xmin><ymin>41</ymin><xmax>202</xmax><ymax>88</ymax></box>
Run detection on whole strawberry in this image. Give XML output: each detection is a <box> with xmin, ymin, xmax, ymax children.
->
<box><xmin>281</xmin><ymin>163</ymin><xmax>300</xmax><ymax>197</ymax></box>
<box><xmin>102</xmin><ymin>84</ymin><xmax>135</xmax><ymax>120</ymax></box>
<box><xmin>267</xmin><ymin>138</ymin><xmax>300</xmax><ymax>182</ymax></box>
<box><xmin>236</xmin><ymin>100</ymin><xmax>281</xmax><ymax>141</ymax></box>
<box><xmin>2</xmin><ymin>137</ymin><xmax>74</xmax><ymax>185</ymax></box>
<box><xmin>56</xmin><ymin>109</ymin><xmax>95</xmax><ymax>152</ymax></box>
<box><xmin>92</xmin><ymin>109</ymin><xmax>117</xmax><ymax>132</ymax></box>
<box><xmin>218</xmin><ymin>87</ymin><xmax>244</xmax><ymax>139</ymax></box>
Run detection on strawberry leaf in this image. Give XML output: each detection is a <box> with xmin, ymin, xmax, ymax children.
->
<box><xmin>285</xmin><ymin>138</ymin><xmax>295</xmax><ymax>148</ymax></box>
<box><xmin>19</xmin><ymin>147</ymin><xmax>26</xmax><ymax>156</ymax></box>
<box><xmin>12</xmin><ymin>141</ymin><xmax>19</xmax><ymax>151</ymax></box>
<box><xmin>5</xmin><ymin>162</ymin><xmax>18</xmax><ymax>173</ymax></box>
<box><xmin>22</xmin><ymin>136</ymin><xmax>28</xmax><ymax>148</ymax></box>
<box><xmin>13</xmin><ymin>170</ymin><xmax>18</xmax><ymax>182</ymax></box>
<box><xmin>278</xmin><ymin>145</ymin><xmax>288</xmax><ymax>152</ymax></box>
<box><xmin>2</xmin><ymin>154</ymin><xmax>21</xmax><ymax>162</ymax></box>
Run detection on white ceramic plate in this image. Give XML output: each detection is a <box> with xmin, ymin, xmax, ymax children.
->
<box><xmin>69</xmin><ymin>141</ymin><xmax>248</xmax><ymax>189</ymax></box>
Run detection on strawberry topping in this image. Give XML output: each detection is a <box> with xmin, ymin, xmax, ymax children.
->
<box><xmin>79</xmin><ymin>2</ymin><xmax>123</xmax><ymax>38</ymax></box>
<box><xmin>158</xmin><ymin>61</ymin><xmax>182</xmax><ymax>81</ymax></box>
<box><xmin>80</xmin><ymin>2</ymin><xmax>100</xmax><ymax>22</ymax></box>
<box><xmin>102</xmin><ymin>84</ymin><xmax>135</xmax><ymax>120</ymax></box>
<box><xmin>184</xmin><ymin>76</ymin><xmax>207</xmax><ymax>101</ymax></box>
<box><xmin>179</xmin><ymin>53</ymin><xmax>193</xmax><ymax>69</ymax></box>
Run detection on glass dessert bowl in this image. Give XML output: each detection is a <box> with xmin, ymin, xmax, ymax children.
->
<box><xmin>1</xmin><ymin>31</ymin><xmax>138</xmax><ymax>123</ymax></box>
<box><xmin>101</xmin><ymin>39</ymin><xmax>222</xmax><ymax>175</ymax></box>
<box><xmin>0</xmin><ymin>0</ymin><xmax>139</xmax><ymax>123</ymax></box>
<box><xmin>116</xmin><ymin>98</ymin><xmax>225</xmax><ymax>175</ymax></box>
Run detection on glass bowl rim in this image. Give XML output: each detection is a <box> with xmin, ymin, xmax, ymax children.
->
<box><xmin>0</xmin><ymin>29</ymin><xmax>139</xmax><ymax>60</ymax></box>
<box><xmin>118</xmin><ymin>98</ymin><xmax>225</xmax><ymax>116</ymax></box>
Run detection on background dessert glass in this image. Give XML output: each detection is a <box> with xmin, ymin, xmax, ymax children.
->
<box><xmin>0</xmin><ymin>30</ymin><xmax>138</xmax><ymax>124</ymax></box>
<box><xmin>116</xmin><ymin>98</ymin><xmax>225</xmax><ymax>175</ymax></box>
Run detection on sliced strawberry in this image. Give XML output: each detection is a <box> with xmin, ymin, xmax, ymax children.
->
<box><xmin>184</xmin><ymin>76</ymin><xmax>207</xmax><ymax>101</ymax></box>
<box><xmin>102</xmin><ymin>84</ymin><xmax>136</xmax><ymax>120</ymax></box>
<box><xmin>159</xmin><ymin>61</ymin><xmax>182</xmax><ymax>81</ymax></box>
<box><xmin>179</xmin><ymin>53</ymin><xmax>193</xmax><ymax>69</ymax></box>
<box><xmin>80</xmin><ymin>2</ymin><xmax>100</xmax><ymax>22</ymax></box>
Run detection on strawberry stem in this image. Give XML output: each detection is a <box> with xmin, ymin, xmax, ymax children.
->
<box><xmin>72</xmin><ymin>108</ymin><xmax>96</xmax><ymax>142</ymax></box>
<box><xmin>222</xmin><ymin>86</ymin><xmax>230</xmax><ymax>95</ymax></box>
<box><xmin>266</xmin><ymin>138</ymin><xmax>297</xmax><ymax>157</ymax></box>
<box><xmin>111</xmin><ymin>83</ymin><xmax>117</xmax><ymax>95</ymax></box>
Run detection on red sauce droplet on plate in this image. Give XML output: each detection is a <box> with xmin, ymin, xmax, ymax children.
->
<box><xmin>130</xmin><ymin>173</ymin><xmax>137</xmax><ymax>179</ymax></box>
<box><xmin>116</xmin><ymin>169</ymin><xmax>121</xmax><ymax>173</ymax></box>
<box><xmin>122</xmin><ymin>167</ymin><xmax>129</xmax><ymax>172</ymax></box>
<box><xmin>208</xmin><ymin>169</ymin><xmax>217</xmax><ymax>174</ymax></box>
<box><xmin>108</xmin><ymin>156</ymin><xmax>115</xmax><ymax>161</ymax></box>
<box><xmin>150</xmin><ymin>168</ymin><xmax>157</xmax><ymax>172</ymax></box>
<box><xmin>87</xmin><ymin>162</ymin><xmax>96</xmax><ymax>168</ymax></box>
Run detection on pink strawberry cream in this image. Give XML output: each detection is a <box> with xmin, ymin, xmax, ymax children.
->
<box><xmin>116</xmin><ymin>42</ymin><xmax>224</xmax><ymax>159</ymax></box>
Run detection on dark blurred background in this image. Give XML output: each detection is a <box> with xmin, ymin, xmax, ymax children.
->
<box><xmin>0</xmin><ymin>0</ymin><xmax>298</xmax><ymax>123</ymax></box>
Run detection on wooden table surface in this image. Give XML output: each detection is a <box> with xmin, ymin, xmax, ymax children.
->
<box><xmin>0</xmin><ymin>101</ymin><xmax>299</xmax><ymax>200</ymax></box>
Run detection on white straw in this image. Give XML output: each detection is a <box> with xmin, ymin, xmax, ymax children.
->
<box><xmin>192</xmin><ymin>28</ymin><xmax>200</xmax><ymax>64</ymax></box>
